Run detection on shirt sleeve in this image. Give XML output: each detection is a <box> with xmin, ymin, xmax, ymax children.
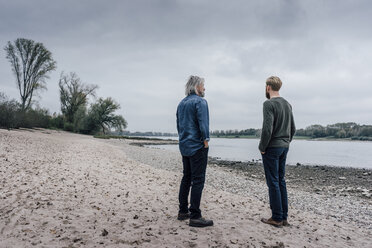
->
<box><xmin>196</xmin><ymin>99</ymin><xmax>210</xmax><ymax>142</ymax></box>
<box><xmin>259</xmin><ymin>101</ymin><xmax>274</xmax><ymax>152</ymax></box>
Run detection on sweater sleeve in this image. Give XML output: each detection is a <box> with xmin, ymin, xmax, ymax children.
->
<box><xmin>290</xmin><ymin>111</ymin><xmax>296</xmax><ymax>142</ymax></box>
<box><xmin>259</xmin><ymin>101</ymin><xmax>274</xmax><ymax>152</ymax></box>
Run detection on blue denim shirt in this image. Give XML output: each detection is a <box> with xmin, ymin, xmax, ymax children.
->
<box><xmin>176</xmin><ymin>94</ymin><xmax>210</xmax><ymax>157</ymax></box>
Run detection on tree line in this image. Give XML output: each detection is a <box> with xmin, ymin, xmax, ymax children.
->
<box><xmin>212</xmin><ymin>122</ymin><xmax>372</xmax><ymax>141</ymax></box>
<box><xmin>0</xmin><ymin>38</ymin><xmax>127</xmax><ymax>134</ymax></box>
<box><xmin>211</xmin><ymin>128</ymin><xmax>259</xmax><ymax>137</ymax></box>
<box><xmin>121</xmin><ymin>131</ymin><xmax>178</xmax><ymax>137</ymax></box>
<box><xmin>295</xmin><ymin>122</ymin><xmax>372</xmax><ymax>140</ymax></box>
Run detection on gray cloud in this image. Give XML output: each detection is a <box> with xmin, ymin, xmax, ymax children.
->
<box><xmin>1</xmin><ymin>0</ymin><xmax>372</xmax><ymax>132</ymax></box>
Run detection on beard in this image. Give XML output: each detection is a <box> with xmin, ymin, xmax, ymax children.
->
<box><xmin>265</xmin><ymin>90</ymin><xmax>270</xmax><ymax>99</ymax></box>
<box><xmin>197</xmin><ymin>90</ymin><xmax>205</xmax><ymax>97</ymax></box>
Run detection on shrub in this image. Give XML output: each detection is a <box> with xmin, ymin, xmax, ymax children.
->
<box><xmin>63</xmin><ymin>122</ymin><xmax>74</xmax><ymax>132</ymax></box>
<box><xmin>49</xmin><ymin>114</ymin><xmax>64</xmax><ymax>129</ymax></box>
<box><xmin>0</xmin><ymin>93</ymin><xmax>20</xmax><ymax>129</ymax></box>
<box><xmin>20</xmin><ymin>108</ymin><xmax>51</xmax><ymax>128</ymax></box>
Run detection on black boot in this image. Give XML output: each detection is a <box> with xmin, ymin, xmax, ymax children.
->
<box><xmin>189</xmin><ymin>217</ymin><xmax>214</xmax><ymax>227</ymax></box>
<box><xmin>177</xmin><ymin>212</ymin><xmax>190</xmax><ymax>220</ymax></box>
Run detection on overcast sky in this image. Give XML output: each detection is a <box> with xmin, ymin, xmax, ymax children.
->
<box><xmin>1</xmin><ymin>0</ymin><xmax>371</xmax><ymax>132</ymax></box>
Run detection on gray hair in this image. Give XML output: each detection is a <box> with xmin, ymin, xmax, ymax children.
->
<box><xmin>185</xmin><ymin>75</ymin><xmax>205</xmax><ymax>96</ymax></box>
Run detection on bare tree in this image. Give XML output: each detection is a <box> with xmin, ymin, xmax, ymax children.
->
<box><xmin>59</xmin><ymin>72</ymin><xmax>98</xmax><ymax>123</ymax></box>
<box><xmin>89</xmin><ymin>97</ymin><xmax>127</xmax><ymax>134</ymax></box>
<box><xmin>4</xmin><ymin>38</ymin><xmax>57</xmax><ymax>111</ymax></box>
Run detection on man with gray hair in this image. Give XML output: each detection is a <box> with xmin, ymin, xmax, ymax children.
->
<box><xmin>176</xmin><ymin>75</ymin><xmax>213</xmax><ymax>227</ymax></box>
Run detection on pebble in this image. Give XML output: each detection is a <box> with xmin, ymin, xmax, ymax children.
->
<box><xmin>102</xmin><ymin>229</ymin><xmax>108</xmax><ymax>236</ymax></box>
<box><xmin>230</xmin><ymin>239</ymin><xmax>238</xmax><ymax>244</ymax></box>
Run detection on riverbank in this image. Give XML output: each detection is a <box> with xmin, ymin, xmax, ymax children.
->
<box><xmin>117</xmin><ymin>139</ymin><xmax>372</xmax><ymax>229</ymax></box>
<box><xmin>129</xmin><ymin>140</ymin><xmax>372</xmax><ymax>196</ymax></box>
<box><xmin>1</xmin><ymin>129</ymin><xmax>371</xmax><ymax>247</ymax></box>
<box><xmin>207</xmin><ymin>158</ymin><xmax>372</xmax><ymax>199</ymax></box>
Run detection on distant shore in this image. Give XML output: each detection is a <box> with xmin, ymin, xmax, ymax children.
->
<box><xmin>93</xmin><ymin>134</ymin><xmax>372</xmax><ymax>143</ymax></box>
<box><xmin>210</xmin><ymin>135</ymin><xmax>372</xmax><ymax>142</ymax></box>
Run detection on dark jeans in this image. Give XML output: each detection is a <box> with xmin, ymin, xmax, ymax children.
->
<box><xmin>179</xmin><ymin>147</ymin><xmax>208</xmax><ymax>219</ymax></box>
<box><xmin>262</xmin><ymin>147</ymin><xmax>289</xmax><ymax>222</ymax></box>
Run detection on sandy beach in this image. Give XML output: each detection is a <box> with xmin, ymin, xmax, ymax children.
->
<box><xmin>0</xmin><ymin>129</ymin><xmax>371</xmax><ymax>247</ymax></box>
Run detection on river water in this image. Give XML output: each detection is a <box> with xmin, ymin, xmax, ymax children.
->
<box><xmin>147</xmin><ymin>138</ymin><xmax>372</xmax><ymax>169</ymax></box>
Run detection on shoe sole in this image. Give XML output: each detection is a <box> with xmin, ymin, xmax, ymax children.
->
<box><xmin>177</xmin><ymin>216</ymin><xmax>189</xmax><ymax>220</ymax></box>
<box><xmin>189</xmin><ymin>222</ymin><xmax>214</xmax><ymax>227</ymax></box>
<box><xmin>261</xmin><ymin>219</ymin><xmax>283</xmax><ymax>228</ymax></box>
<box><xmin>270</xmin><ymin>224</ymin><xmax>282</xmax><ymax>228</ymax></box>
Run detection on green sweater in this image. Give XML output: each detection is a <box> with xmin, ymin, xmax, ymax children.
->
<box><xmin>259</xmin><ymin>97</ymin><xmax>296</xmax><ymax>152</ymax></box>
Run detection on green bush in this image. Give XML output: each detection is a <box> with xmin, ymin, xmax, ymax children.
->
<box><xmin>49</xmin><ymin>114</ymin><xmax>64</xmax><ymax>129</ymax></box>
<box><xmin>0</xmin><ymin>94</ymin><xmax>20</xmax><ymax>129</ymax></box>
<box><xmin>21</xmin><ymin>108</ymin><xmax>51</xmax><ymax>128</ymax></box>
<box><xmin>63</xmin><ymin>122</ymin><xmax>74</xmax><ymax>132</ymax></box>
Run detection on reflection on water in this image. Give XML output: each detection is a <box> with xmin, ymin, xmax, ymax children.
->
<box><xmin>148</xmin><ymin>138</ymin><xmax>372</xmax><ymax>169</ymax></box>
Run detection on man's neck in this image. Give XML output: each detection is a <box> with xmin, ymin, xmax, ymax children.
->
<box><xmin>270</xmin><ymin>92</ymin><xmax>280</xmax><ymax>99</ymax></box>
